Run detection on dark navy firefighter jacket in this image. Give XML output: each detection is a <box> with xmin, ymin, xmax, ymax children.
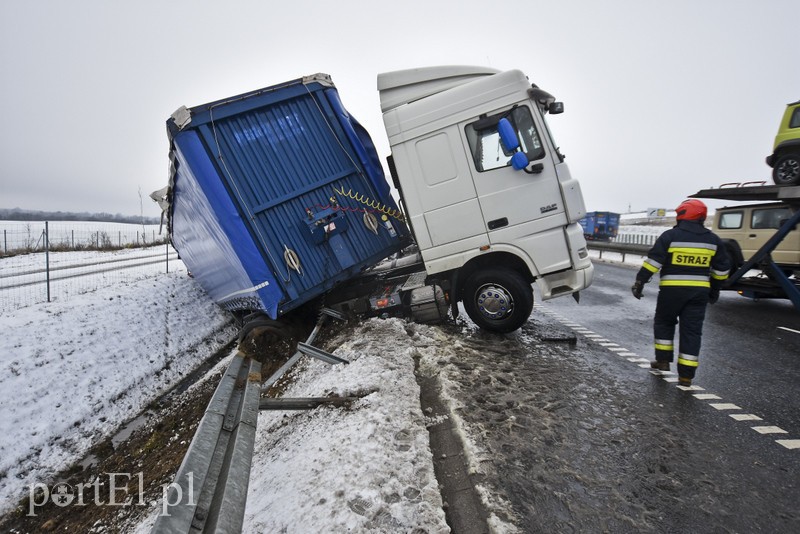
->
<box><xmin>636</xmin><ymin>220</ymin><xmax>731</xmax><ymax>289</ymax></box>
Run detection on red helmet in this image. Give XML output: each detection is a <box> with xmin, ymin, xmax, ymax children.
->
<box><xmin>675</xmin><ymin>199</ymin><xmax>707</xmax><ymax>221</ymax></box>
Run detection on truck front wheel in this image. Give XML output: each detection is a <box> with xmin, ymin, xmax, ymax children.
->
<box><xmin>462</xmin><ymin>267</ymin><xmax>533</xmax><ymax>333</ymax></box>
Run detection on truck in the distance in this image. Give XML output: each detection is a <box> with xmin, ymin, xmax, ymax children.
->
<box><xmin>578</xmin><ymin>211</ymin><xmax>620</xmax><ymax>241</ymax></box>
<box><xmin>155</xmin><ymin>66</ymin><xmax>594</xmax><ymax>333</ymax></box>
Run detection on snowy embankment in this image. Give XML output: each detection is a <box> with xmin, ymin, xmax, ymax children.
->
<box><xmin>0</xmin><ymin>270</ymin><xmax>236</xmax><ymax>515</ymax></box>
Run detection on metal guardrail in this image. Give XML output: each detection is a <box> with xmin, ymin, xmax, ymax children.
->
<box><xmin>152</xmin><ymin>308</ymin><xmax>348</xmax><ymax>534</ymax></box>
<box><xmin>152</xmin><ymin>352</ymin><xmax>262</xmax><ymax>533</ymax></box>
<box><xmin>587</xmin><ymin>241</ymin><xmax>649</xmax><ymax>261</ymax></box>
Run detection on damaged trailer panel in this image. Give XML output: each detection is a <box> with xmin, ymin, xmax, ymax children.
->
<box><xmin>164</xmin><ymin>74</ymin><xmax>409</xmax><ymax>319</ymax></box>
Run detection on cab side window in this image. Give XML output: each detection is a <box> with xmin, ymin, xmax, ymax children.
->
<box><xmin>465</xmin><ymin>106</ymin><xmax>545</xmax><ymax>172</ymax></box>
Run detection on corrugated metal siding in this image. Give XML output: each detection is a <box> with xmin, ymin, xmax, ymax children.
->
<box><xmin>190</xmin><ymin>81</ymin><xmax>404</xmax><ymax>312</ymax></box>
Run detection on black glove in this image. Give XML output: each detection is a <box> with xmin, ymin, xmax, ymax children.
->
<box><xmin>709</xmin><ymin>288</ymin><xmax>720</xmax><ymax>304</ymax></box>
<box><xmin>631</xmin><ymin>280</ymin><xmax>644</xmax><ymax>300</ymax></box>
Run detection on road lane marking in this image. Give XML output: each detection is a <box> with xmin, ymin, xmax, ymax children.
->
<box><xmin>542</xmin><ymin>307</ymin><xmax>800</xmax><ymax>450</ymax></box>
<box><xmin>677</xmin><ymin>385</ymin><xmax>705</xmax><ymax>391</ymax></box>
<box><xmin>709</xmin><ymin>403</ymin><xmax>742</xmax><ymax>410</ymax></box>
<box><xmin>730</xmin><ymin>414</ymin><xmax>762</xmax><ymax>421</ymax></box>
<box><xmin>752</xmin><ymin>426</ymin><xmax>788</xmax><ymax>435</ymax></box>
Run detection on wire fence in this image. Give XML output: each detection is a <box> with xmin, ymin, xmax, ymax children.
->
<box><xmin>1</xmin><ymin>220</ymin><xmax>165</xmax><ymax>256</ymax></box>
<box><xmin>0</xmin><ymin>221</ymin><xmax>182</xmax><ymax>312</ymax></box>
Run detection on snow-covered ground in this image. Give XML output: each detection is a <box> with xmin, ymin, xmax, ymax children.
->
<box><xmin>0</xmin><ymin>267</ymin><xmax>236</xmax><ymax>516</ymax></box>
<box><xmin>0</xmin><ymin>242</ymin><xmax>653</xmax><ymax>531</ymax></box>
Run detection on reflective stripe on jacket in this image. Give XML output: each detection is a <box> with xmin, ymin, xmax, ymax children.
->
<box><xmin>636</xmin><ymin>220</ymin><xmax>731</xmax><ymax>289</ymax></box>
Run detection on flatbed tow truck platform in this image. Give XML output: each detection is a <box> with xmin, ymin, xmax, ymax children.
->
<box><xmin>690</xmin><ymin>183</ymin><xmax>800</xmax><ymax>310</ymax></box>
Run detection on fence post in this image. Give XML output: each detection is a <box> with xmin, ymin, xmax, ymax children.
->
<box><xmin>45</xmin><ymin>222</ymin><xmax>51</xmax><ymax>303</ymax></box>
<box><xmin>119</xmin><ymin>231</ymin><xmax>121</xmax><ymax>247</ymax></box>
<box><xmin>72</xmin><ymin>229</ymin><xmax>74</xmax><ymax>248</ymax></box>
<box><xmin>166</xmin><ymin>242</ymin><xmax>170</xmax><ymax>273</ymax></box>
<box><xmin>3</xmin><ymin>229</ymin><xmax>6</xmax><ymax>255</ymax></box>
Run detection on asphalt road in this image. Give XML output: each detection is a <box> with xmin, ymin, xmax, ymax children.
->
<box><xmin>546</xmin><ymin>261</ymin><xmax>800</xmax><ymax>441</ymax></box>
<box><xmin>438</xmin><ymin>260</ymin><xmax>800</xmax><ymax>533</ymax></box>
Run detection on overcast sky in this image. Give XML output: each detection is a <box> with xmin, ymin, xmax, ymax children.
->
<box><xmin>1</xmin><ymin>0</ymin><xmax>798</xmax><ymax>218</ymax></box>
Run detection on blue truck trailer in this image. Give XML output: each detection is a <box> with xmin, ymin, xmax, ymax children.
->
<box><xmin>578</xmin><ymin>211</ymin><xmax>620</xmax><ymax>241</ymax></box>
<box><xmin>161</xmin><ymin>74</ymin><xmax>409</xmax><ymax>320</ymax></box>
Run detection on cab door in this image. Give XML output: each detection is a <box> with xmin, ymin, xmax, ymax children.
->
<box><xmin>462</xmin><ymin>105</ymin><xmax>570</xmax><ymax>272</ymax></box>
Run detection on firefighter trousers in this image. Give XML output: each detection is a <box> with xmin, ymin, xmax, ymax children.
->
<box><xmin>653</xmin><ymin>287</ymin><xmax>709</xmax><ymax>379</ymax></box>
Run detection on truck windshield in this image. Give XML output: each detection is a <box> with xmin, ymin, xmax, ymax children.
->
<box><xmin>465</xmin><ymin>106</ymin><xmax>544</xmax><ymax>172</ymax></box>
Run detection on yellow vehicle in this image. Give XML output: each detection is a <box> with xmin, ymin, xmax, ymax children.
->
<box><xmin>713</xmin><ymin>202</ymin><xmax>800</xmax><ymax>276</ymax></box>
<box><xmin>766</xmin><ymin>100</ymin><xmax>800</xmax><ymax>185</ymax></box>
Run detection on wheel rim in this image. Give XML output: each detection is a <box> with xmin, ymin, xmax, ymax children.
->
<box><xmin>475</xmin><ymin>283</ymin><xmax>515</xmax><ymax>321</ymax></box>
<box><xmin>777</xmin><ymin>158</ymin><xmax>800</xmax><ymax>183</ymax></box>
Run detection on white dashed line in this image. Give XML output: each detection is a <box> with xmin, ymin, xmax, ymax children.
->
<box><xmin>730</xmin><ymin>414</ymin><xmax>763</xmax><ymax>421</ymax></box>
<box><xmin>649</xmin><ymin>370</ymin><xmax>675</xmax><ymax>376</ymax></box>
<box><xmin>543</xmin><ymin>309</ymin><xmax>799</xmax><ymax>450</ymax></box>
<box><xmin>777</xmin><ymin>326</ymin><xmax>800</xmax><ymax>335</ymax></box>
<box><xmin>709</xmin><ymin>403</ymin><xmax>742</xmax><ymax>411</ymax></box>
<box><xmin>752</xmin><ymin>426</ymin><xmax>788</xmax><ymax>435</ymax></box>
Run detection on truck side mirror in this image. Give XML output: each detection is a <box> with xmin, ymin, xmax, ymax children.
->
<box><xmin>548</xmin><ymin>102</ymin><xmax>564</xmax><ymax>114</ymax></box>
<box><xmin>498</xmin><ymin>118</ymin><xmax>530</xmax><ymax>171</ymax></box>
<box><xmin>497</xmin><ymin>118</ymin><xmax>519</xmax><ymax>151</ymax></box>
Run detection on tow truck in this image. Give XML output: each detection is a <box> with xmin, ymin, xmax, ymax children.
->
<box><xmin>690</xmin><ymin>183</ymin><xmax>800</xmax><ymax>310</ymax></box>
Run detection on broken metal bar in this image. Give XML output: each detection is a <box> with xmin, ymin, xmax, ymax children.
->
<box><xmin>260</xmin><ymin>307</ymin><xmax>346</xmax><ymax>393</ymax></box>
<box><xmin>296</xmin><ymin>342</ymin><xmax>349</xmax><ymax>365</ymax></box>
<box><xmin>259</xmin><ymin>396</ymin><xmax>361</xmax><ymax>410</ymax></box>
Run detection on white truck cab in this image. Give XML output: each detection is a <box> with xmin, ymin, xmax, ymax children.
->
<box><xmin>378</xmin><ymin>66</ymin><xmax>593</xmax><ymax>331</ymax></box>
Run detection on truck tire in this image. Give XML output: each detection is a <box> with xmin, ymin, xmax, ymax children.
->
<box><xmin>772</xmin><ymin>153</ymin><xmax>800</xmax><ymax>185</ymax></box>
<box><xmin>462</xmin><ymin>267</ymin><xmax>533</xmax><ymax>333</ymax></box>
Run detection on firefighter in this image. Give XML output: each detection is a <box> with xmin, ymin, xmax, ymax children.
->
<box><xmin>631</xmin><ymin>199</ymin><xmax>731</xmax><ymax>386</ymax></box>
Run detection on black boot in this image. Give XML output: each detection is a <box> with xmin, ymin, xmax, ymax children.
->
<box><xmin>651</xmin><ymin>361</ymin><xmax>670</xmax><ymax>371</ymax></box>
